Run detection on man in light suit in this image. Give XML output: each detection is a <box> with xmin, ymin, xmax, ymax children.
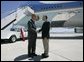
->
<box><xmin>38</xmin><ymin>15</ymin><xmax>50</xmax><ymax>58</ymax></box>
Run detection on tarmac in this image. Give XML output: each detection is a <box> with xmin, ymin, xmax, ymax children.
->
<box><xmin>1</xmin><ymin>38</ymin><xmax>83</xmax><ymax>61</ymax></box>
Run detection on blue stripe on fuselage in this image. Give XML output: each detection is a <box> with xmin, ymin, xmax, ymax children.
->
<box><xmin>28</xmin><ymin>1</ymin><xmax>83</xmax><ymax>12</ymax></box>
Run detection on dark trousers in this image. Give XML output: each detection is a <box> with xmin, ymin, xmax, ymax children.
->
<box><xmin>28</xmin><ymin>38</ymin><xmax>36</xmax><ymax>54</ymax></box>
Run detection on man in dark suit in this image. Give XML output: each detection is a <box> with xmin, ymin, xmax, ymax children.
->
<box><xmin>27</xmin><ymin>14</ymin><xmax>37</xmax><ymax>57</ymax></box>
<box><xmin>38</xmin><ymin>15</ymin><xmax>50</xmax><ymax>58</ymax></box>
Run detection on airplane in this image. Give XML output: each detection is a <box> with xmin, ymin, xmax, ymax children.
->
<box><xmin>1</xmin><ymin>1</ymin><xmax>83</xmax><ymax>30</ymax></box>
<box><xmin>25</xmin><ymin>1</ymin><xmax>83</xmax><ymax>27</ymax></box>
<box><xmin>1</xmin><ymin>1</ymin><xmax>83</xmax><ymax>42</ymax></box>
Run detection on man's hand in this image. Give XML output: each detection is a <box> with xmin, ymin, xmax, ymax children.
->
<box><xmin>36</xmin><ymin>30</ymin><xmax>40</xmax><ymax>33</ymax></box>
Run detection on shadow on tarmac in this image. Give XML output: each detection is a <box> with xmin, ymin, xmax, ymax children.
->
<box><xmin>14</xmin><ymin>54</ymin><xmax>42</xmax><ymax>61</ymax></box>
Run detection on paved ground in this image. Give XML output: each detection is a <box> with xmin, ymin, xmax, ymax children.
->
<box><xmin>1</xmin><ymin>39</ymin><xmax>83</xmax><ymax>61</ymax></box>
